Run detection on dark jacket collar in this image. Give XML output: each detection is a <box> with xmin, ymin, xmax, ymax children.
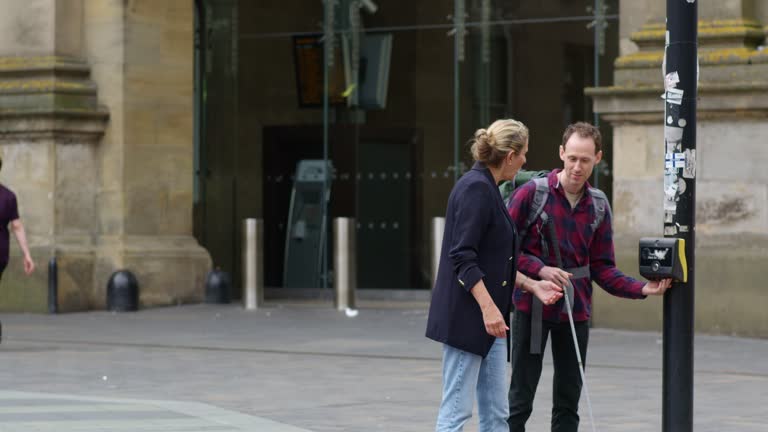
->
<box><xmin>471</xmin><ymin>161</ymin><xmax>516</xmax><ymax>231</ymax></box>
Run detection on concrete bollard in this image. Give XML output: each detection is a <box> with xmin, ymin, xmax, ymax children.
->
<box><xmin>333</xmin><ymin>217</ymin><xmax>356</xmax><ymax>311</ymax></box>
<box><xmin>431</xmin><ymin>217</ymin><xmax>445</xmax><ymax>289</ymax></box>
<box><xmin>242</xmin><ymin>218</ymin><xmax>264</xmax><ymax>310</ymax></box>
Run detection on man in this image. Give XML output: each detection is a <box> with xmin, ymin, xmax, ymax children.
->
<box><xmin>506</xmin><ymin>122</ymin><xmax>671</xmax><ymax>432</ymax></box>
<box><xmin>0</xmin><ymin>157</ymin><xmax>34</xmax><ymax>280</ymax></box>
<box><xmin>0</xmin><ymin>156</ymin><xmax>35</xmax><ymax>342</ymax></box>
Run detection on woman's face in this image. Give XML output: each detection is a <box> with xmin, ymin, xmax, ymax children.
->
<box><xmin>501</xmin><ymin>140</ymin><xmax>528</xmax><ymax>181</ymax></box>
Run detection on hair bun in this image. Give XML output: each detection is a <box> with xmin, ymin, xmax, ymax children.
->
<box><xmin>470</xmin><ymin>119</ymin><xmax>528</xmax><ymax>166</ymax></box>
<box><xmin>475</xmin><ymin>128</ymin><xmax>494</xmax><ymax>146</ymax></box>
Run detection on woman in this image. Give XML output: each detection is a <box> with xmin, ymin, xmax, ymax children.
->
<box><xmin>426</xmin><ymin>119</ymin><xmax>563</xmax><ymax>432</ymax></box>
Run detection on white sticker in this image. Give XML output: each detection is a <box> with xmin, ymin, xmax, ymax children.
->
<box><xmin>667</xmin><ymin>116</ymin><xmax>674</xmax><ymax>124</ymax></box>
<box><xmin>678</xmin><ymin>224</ymin><xmax>689</xmax><ymax>233</ymax></box>
<box><xmin>678</xmin><ymin>118</ymin><xmax>687</xmax><ymax>127</ymax></box>
<box><xmin>666</xmin><ymin>88</ymin><xmax>684</xmax><ymax>105</ymax></box>
<box><xmin>665</xmin><ymin>173</ymin><xmax>678</xmax><ymax>195</ymax></box>
<box><xmin>683</xmin><ymin>149</ymin><xmax>696</xmax><ymax>179</ymax></box>
<box><xmin>664</xmin><ymin>201</ymin><xmax>677</xmax><ymax>214</ymax></box>
<box><xmin>665</xmin><ymin>71</ymin><xmax>680</xmax><ymax>91</ymax></box>
<box><xmin>664</xmin><ymin>168</ymin><xmax>679</xmax><ymax>211</ymax></box>
<box><xmin>664</xmin><ymin>225</ymin><xmax>678</xmax><ymax>235</ymax></box>
<box><xmin>665</xmin><ymin>126</ymin><xmax>684</xmax><ymax>153</ymax></box>
<box><xmin>677</xmin><ymin>178</ymin><xmax>687</xmax><ymax>194</ymax></box>
<box><xmin>665</xmin><ymin>126</ymin><xmax>684</xmax><ymax>142</ymax></box>
<box><xmin>665</xmin><ymin>152</ymin><xmax>686</xmax><ymax>170</ymax></box>
<box><xmin>665</xmin><ymin>212</ymin><xmax>675</xmax><ymax>223</ymax></box>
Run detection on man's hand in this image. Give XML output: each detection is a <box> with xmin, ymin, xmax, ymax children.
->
<box><xmin>529</xmin><ymin>280</ymin><xmax>563</xmax><ymax>305</ymax></box>
<box><xmin>538</xmin><ymin>266</ymin><xmax>573</xmax><ymax>288</ymax></box>
<box><xmin>23</xmin><ymin>254</ymin><xmax>35</xmax><ymax>275</ymax></box>
<box><xmin>641</xmin><ymin>278</ymin><xmax>673</xmax><ymax>296</ymax></box>
<box><xmin>480</xmin><ymin>302</ymin><xmax>509</xmax><ymax>338</ymax></box>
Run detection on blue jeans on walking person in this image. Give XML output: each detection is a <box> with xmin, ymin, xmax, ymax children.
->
<box><xmin>436</xmin><ymin>337</ymin><xmax>508</xmax><ymax>432</ymax></box>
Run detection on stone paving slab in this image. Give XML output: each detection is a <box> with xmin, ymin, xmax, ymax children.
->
<box><xmin>0</xmin><ymin>303</ymin><xmax>766</xmax><ymax>431</ymax></box>
<box><xmin>0</xmin><ymin>391</ymin><xmax>311</xmax><ymax>432</ymax></box>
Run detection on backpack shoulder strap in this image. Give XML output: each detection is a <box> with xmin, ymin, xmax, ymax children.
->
<box><xmin>499</xmin><ymin>180</ymin><xmax>515</xmax><ymax>207</ymax></box>
<box><xmin>587</xmin><ymin>187</ymin><xmax>609</xmax><ymax>230</ymax></box>
<box><xmin>521</xmin><ymin>177</ymin><xmax>550</xmax><ymax>237</ymax></box>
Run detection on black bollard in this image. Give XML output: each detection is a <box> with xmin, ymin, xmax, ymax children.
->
<box><xmin>48</xmin><ymin>257</ymin><xmax>58</xmax><ymax>314</ymax></box>
<box><xmin>204</xmin><ymin>268</ymin><xmax>231</xmax><ymax>304</ymax></box>
<box><xmin>106</xmin><ymin>270</ymin><xmax>139</xmax><ymax>312</ymax></box>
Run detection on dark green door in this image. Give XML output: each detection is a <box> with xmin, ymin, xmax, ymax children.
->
<box><xmin>356</xmin><ymin>140</ymin><xmax>411</xmax><ymax>289</ymax></box>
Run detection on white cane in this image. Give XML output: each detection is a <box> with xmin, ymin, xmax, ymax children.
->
<box><xmin>545</xmin><ymin>215</ymin><xmax>598</xmax><ymax>432</ymax></box>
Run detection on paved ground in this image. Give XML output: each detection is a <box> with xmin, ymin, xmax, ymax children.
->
<box><xmin>0</xmin><ymin>300</ymin><xmax>766</xmax><ymax>431</ymax></box>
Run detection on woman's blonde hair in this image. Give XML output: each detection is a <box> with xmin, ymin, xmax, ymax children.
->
<box><xmin>470</xmin><ymin>119</ymin><xmax>528</xmax><ymax>167</ymax></box>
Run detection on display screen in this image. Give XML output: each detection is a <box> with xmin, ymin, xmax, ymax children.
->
<box><xmin>293</xmin><ymin>35</ymin><xmax>346</xmax><ymax>107</ymax></box>
<box><xmin>641</xmin><ymin>247</ymin><xmax>673</xmax><ymax>267</ymax></box>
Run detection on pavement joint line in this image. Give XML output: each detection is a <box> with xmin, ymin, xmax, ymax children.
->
<box><xmin>7</xmin><ymin>337</ymin><xmax>768</xmax><ymax>380</ymax></box>
<box><xmin>6</xmin><ymin>337</ymin><xmax>440</xmax><ymax>362</ymax></box>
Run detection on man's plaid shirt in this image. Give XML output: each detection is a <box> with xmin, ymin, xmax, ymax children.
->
<box><xmin>507</xmin><ymin>169</ymin><xmax>645</xmax><ymax>322</ymax></box>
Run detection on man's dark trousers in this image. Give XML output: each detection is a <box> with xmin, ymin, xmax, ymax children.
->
<box><xmin>507</xmin><ymin>311</ymin><xmax>589</xmax><ymax>432</ymax></box>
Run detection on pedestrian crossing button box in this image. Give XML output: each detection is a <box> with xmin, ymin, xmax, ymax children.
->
<box><xmin>638</xmin><ymin>237</ymin><xmax>687</xmax><ymax>282</ymax></box>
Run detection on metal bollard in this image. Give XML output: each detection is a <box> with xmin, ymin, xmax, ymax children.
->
<box><xmin>333</xmin><ymin>217</ymin><xmax>356</xmax><ymax>310</ymax></box>
<box><xmin>48</xmin><ymin>257</ymin><xmax>58</xmax><ymax>314</ymax></box>
<box><xmin>106</xmin><ymin>270</ymin><xmax>139</xmax><ymax>312</ymax></box>
<box><xmin>242</xmin><ymin>218</ymin><xmax>264</xmax><ymax>310</ymax></box>
<box><xmin>431</xmin><ymin>217</ymin><xmax>445</xmax><ymax>288</ymax></box>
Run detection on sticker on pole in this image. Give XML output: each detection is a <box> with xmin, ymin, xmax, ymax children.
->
<box><xmin>664</xmin><ymin>153</ymin><xmax>686</xmax><ymax>169</ymax></box>
<box><xmin>683</xmin><ymin>149</ymin><xmax>696</xmax><ymax>179</ymax></box>
<box><xmin>665</xmin><ymin>71</ymin><xmax>680</xmax><ymax>91</ymax></box>
<box><xmin>665</xmin><ymin>88</ymin><xmax>684</xmax><ymax>105</ymax></box>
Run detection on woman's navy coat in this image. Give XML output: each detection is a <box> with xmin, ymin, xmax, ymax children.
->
<box><xmin>426</xmin><ymin>162</ymin><xmax>519</xmax><ymax>357</ymax></box>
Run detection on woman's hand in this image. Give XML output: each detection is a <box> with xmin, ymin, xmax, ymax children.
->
<box><xmin>471</xmin><ymin>280</ymin><xmax>509</xmax><ymax>338</ymax></box>
<box><xmin>480</xmin><ymin>302</ymin><xmax>509</xmax><ymax>338</ymax></box>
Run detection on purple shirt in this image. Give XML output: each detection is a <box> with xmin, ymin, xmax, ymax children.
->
<box><xmin>0</xmin><ymin>184</ymin><xmax>19</xmax><ymax>270</ymax></box>
<box><xmin>508</xmin><ymin>169</ymin><xmax>645</xmax><ymax>322</ymax></box>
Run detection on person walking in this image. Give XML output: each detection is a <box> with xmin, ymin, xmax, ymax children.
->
<box><xmin>426</xmin><ymin>119</ymin><xmax>563</xmax><ymax>432</ymax></box>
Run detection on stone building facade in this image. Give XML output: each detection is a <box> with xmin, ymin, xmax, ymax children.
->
<box><xmin>0</xmin><ymin>0</ymin><xmax>766</xmax><ymax>338</ymax></box>
<box><xmin>0</xmin><ymin>0</ymin><xmax>210</xmax><ymax>311</ymax></box>
<box><xmin>589</xmin><ymin>0</ymin><xmax>768</xmax><ymax>336</ymax></box>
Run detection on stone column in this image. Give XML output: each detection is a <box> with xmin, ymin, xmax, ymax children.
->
<box><xmin>0</xmin><ymin>0</ymin><xmax>211</xmax><ymax>311</ymax></box>
<box><xmin>587</xmin><ymin>0</ymin><xmax>768</xmax><ymax>336</ymax></box>
<box><xmin>85</xmin><ymin>0</ymin><xmax>211</xmax><ymax>308</ymax></box>
<box><xmin>0</xmin><ymin>0</ymin><xmax>108</xmax><ymax>310</ymax></box>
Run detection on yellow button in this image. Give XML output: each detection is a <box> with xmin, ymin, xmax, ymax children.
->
<box><xmin>502</xmin><ymin>281</ymin><xmax>507</xmax><ymax>286</ymax></box>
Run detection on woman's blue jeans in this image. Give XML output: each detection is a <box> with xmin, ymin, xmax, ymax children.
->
<box><xmin>435</xmin><ymin>337</ymin><xmax>509</xmax><ymax>432</ymax></box>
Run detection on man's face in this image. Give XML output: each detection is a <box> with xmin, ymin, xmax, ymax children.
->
<box><xmin>559</xmin><ymin>134</ymin><xmax>602</xmax><ymax>190</ymax></box>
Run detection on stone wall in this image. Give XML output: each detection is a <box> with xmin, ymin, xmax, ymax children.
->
<box><xmin>0</xmin><ymin>0</ymin><xmax>210</xmax><ymax>312</ymax></box>
<box><xmin>589</xmin><ymin>0</ymin><xmax>768</xmax><ymax>336</ymax></box>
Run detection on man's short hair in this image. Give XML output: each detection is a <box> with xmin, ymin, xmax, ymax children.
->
<box><xmin>562</xmin><ymin>122</ymin><xmax>602</xmax><ymax>154</ymax></box>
